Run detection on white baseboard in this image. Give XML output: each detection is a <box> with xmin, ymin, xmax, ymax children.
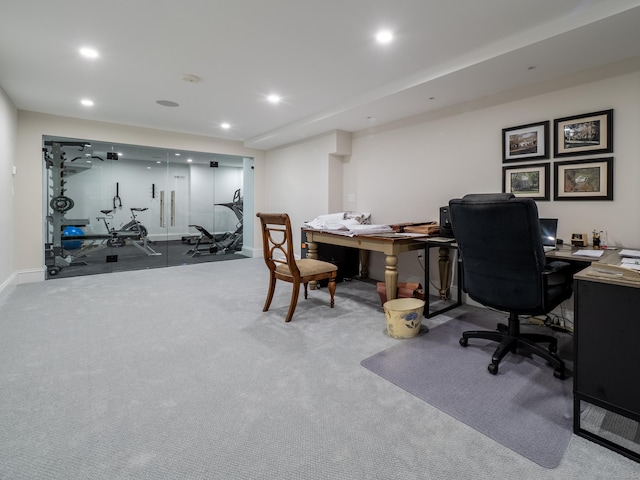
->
<box><xmin>242</xmin><ymin>246</ymin><xmax>260</xmax><ymax>258</ymax></box>
<box><xmin>0</xmin><ymin>268</ymin><xmax>44</xmax><ymax>299</ymax></box>
<box><xmin>0</xmin><ymin>271</ymin><xmax>18</xmax><ymax>298</ymax></box>
<box><xmin>17</xmin><ymin>268</ymin><xmax>46</xmax><ymax>284</ymax></box>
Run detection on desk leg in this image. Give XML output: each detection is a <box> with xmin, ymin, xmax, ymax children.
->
<box><xmin>308</xmin><ymin>240</ymin><xmax>318</xmax><ymax>290</ymax></box>
<box><xmin>359</xmin><ymin>250</ymin><xmax>369</xmax><ymax>279</ymax></box>
<box><xmin>385</xmin><ymin>254</ymin><xmax>398</xmax><ymax>301</ymax></box>
<box><xmin>438</xmin><ymin>246</ymin><xmax>452</xmax><ymax>300</ymax></box>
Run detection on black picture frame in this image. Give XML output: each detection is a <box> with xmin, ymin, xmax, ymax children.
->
<box><xmin>502</xmin><ymin>121</ymin><xmax>549</xmax><ymax>162</ymax></box>
<box><xmin>553</xmin><ymin>109</ymin><xmax>613</xmax><ymax>157</ymax></box>
<box><xmin>553</xmin><ymin>157</ymin><xmax>613</xmax><ymax>201</ymax></box>
<box><xmin>502</xmin><ymin>162</ymin><xmax>550</xmax><ymax>201</ymax></box>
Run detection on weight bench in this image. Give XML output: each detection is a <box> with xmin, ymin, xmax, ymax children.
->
<box><xmin>184</xmin><ymin>225</ymin><xmax>219</xmax><ymax>256</ymax></box>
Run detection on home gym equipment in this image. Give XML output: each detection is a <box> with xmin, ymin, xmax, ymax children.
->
<box><xmin>44</xmin><ymin>140</ymin><xmax>93</xmax><ymax>276</ymax></box>
<box><xmin>184</xmin><ymin>189</ymin><xmax>243</xmax><ymax>256</ymax></box>
<box><xmin>43</xmin><ymin>141</ymin><xmax>160</xmax><ymax>276</ymax></box>
<box><xmin>62</xmin><ymin>226</ymin><xmax>84</xmax><ymax>250</ymax></box>
<box><xmin>96</xmin><ymin>207</ymin><xmax>159</xmax><ymax>255</ymax></box>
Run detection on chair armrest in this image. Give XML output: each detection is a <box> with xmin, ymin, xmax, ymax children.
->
<box><xmin>542</xmin><ymin>260</ymin><xmax>571</xmax><ymax>275</ymax></box>
<box><xmin>541</xmin><ymin>260</ymin><xmax>573</xmax><ymax>291</ymax></box>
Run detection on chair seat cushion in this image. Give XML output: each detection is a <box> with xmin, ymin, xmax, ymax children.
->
<box><xmin>275</xmin><ymin>258</ymin><xmax>337</xmax><ymax>277</ymax></box>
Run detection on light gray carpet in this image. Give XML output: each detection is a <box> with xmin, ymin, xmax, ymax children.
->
<box><xmin>1</xmin><ymin>258</ymin><xmax>639</xmax><ymax>480</ymax></box>
<box><xmin>361</xmin><ymin>315</ymin><xmax>573</xmax><ymax>468</ymax></box>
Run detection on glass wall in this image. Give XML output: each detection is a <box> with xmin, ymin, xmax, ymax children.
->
<box><xmin>42</xmin><ymin>136</ymin><xmax>249</xmax><ymax>279</ymax></box>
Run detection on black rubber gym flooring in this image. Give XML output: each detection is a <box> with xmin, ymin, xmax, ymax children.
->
<box><xmin>47</xmin><ymin>240</ymin><xmax>247</xmax><ymax>280</ymax></box>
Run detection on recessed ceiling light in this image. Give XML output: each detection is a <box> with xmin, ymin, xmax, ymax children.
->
<box><xmin>375</xmin><ymin>30</ymin><xmax>393</xmax><ymax>44</ymax></box>
<box><xmin>267</xmin><ymin>94</ymin><xmax>281</xmax><ymax>104</ymax></box>
<box><xmin>187</xmin><ymin>158</ymin><xmax>193</xmax><ymax>163</ymax></box>
<box><xmin>81</xmin><ymin>99</ymin><xmax>94</xmax><ymax>106</ymax></box>
<box><xmin>174</xmin><ymin>153</ymin><xmax>181</xmax><ymax>156</ymax></box>
<box><xmin>221</xmin><ymin>122</ymin><xmax>231</xmax><ymax>129</ymax></box>
<box><xmin>79</xmin><ymin>47</ymin><xmax>99</xmax><ymax>58</ymax></box>
<box><xmin>182</xmin><ymin>74</ymin><xmax>201</xmax><ymax>83</ymax></box>
<box><xmin>156</xmin><ymin>100</ymin><xmax>179</xmax><ymax>107</ymax></box>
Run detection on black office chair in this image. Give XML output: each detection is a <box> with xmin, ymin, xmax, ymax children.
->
<box><xmin>449</xmin><ymin>193</ymin><xmax>572</xmax><ymax>378</ymax></box>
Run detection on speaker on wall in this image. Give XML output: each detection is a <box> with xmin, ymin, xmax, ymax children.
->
<box><xmin>439</xmin><ymin>206</ymin><xmax>454</xmax><ymax>238</ymax></box>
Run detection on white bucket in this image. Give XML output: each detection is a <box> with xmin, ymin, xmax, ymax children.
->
<box><xmin>383</xmin><ymin>298</ymin><xmax>425</xmax><ymax>339</ymax></box>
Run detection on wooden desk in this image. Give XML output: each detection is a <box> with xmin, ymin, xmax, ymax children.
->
<box><xmin>573</xmin><ymin>263</ymin><xmax>640</xmax><ymax>463</ymax></box>
<box><xmin>302</xmin><ymin>229</ymin><xmax>428</xmax><ymax>301</ymax></box>
<box><xmin>545</xmin><ymin>246</ymin><xmax>619</xmax><ymax>264</ymax></box>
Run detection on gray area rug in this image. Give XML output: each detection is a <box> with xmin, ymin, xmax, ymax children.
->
<box><xmin>361</xmin><ymin>313</ymin><xmax>574</xmax><ymax>468</ymax></box>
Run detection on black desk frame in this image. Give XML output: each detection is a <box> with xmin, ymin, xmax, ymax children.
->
<box><xmin>573</xmin><ymin>272</ymin><xmax>640</xmax><ymax>463</ymax></box>
<box><xmin>423</xmin><ymin>239</ymin><xmax>462</xmax><ymax>318</ymax></box>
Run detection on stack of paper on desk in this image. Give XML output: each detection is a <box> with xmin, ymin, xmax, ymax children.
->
<box><xmin>620</xmin><ymin>258</ymin><xmax>640</xmax><ymax>270</ymax></box>
<box><xmin>573</xmin><ymin>250</ymin><xmax>604</xmax><ymax>257</ymax></box>
<box><xmin>304</xmin><ymin>211</ymin><xmax>392</xmax><ymax>236</ymax></box>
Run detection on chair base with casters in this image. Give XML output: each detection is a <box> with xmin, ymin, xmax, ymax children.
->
<box><xmin>459</xmin><ymin>312</ymin><xmax>566</xmax><ymax>379</ymax></box>
<box><xmin>257</xmin><ymin>212</ymin><xmax>338</xmax><ymax>323</ymax></box>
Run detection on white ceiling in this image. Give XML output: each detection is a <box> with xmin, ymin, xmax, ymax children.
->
<box><xmin>3</xmin><ymin>0</ymin><xmax>640</xmax><ymax>151</ymax></box>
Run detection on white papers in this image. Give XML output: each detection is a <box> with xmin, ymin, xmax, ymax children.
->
<box><xmin>305</xmin><ymin>212</ymin><xmax>393</xmax><ymax>237</ymax></box>
<box><xmin>573</xmin><ymin>250</ymin><xmax>604</xmax><ymax>257</ymax></box>
<box><xmin>619</xmin><ymin>249</ymin><xmax>640</xmax><ymax>258</ymax></box>
<box><xmin>346</xmin><ymin>224</ymin><xmax>394</xmax><ymax>235</ymax></box>
<box><xmin>304</xmin><ymin>211</ymin><xmax>389</xmax><ymax>236</ymax></box>
<box><xmin>621</xmin><ymin>258</ymin><xmax>640</xmax><ymax>270</ymax></box>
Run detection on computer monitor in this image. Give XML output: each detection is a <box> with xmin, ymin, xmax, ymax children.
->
<box><xmin>539</xmin><ymin>218</ymin><xmax>558</xmax><ymax>250</ymax></box>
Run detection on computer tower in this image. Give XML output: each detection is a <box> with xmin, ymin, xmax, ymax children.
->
<box><xmin>300</xmin><ymin>229</ymin><xmax>360</xmax><ymax>284</ymax></box>
<box><xmin>439</xmin><ymin>206</ymin><xmax>454</xmax><ymax>238</ymax></box>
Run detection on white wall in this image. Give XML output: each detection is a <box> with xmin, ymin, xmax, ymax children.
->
<box><xmin>9</xmin><ymin>68</ymin><xmax>640</xmax><ymax>288</ymax></box>
<box><xmin>262</xmin><ymin>133</ymin><xmax>341</xmax><ymax>251</ymax></box>
<box><xmin>263</xmin><ymin>69</ymin><xmax>640</xmax><ymax>290</ymax></box>
<box><xmin>14</xmin><ymin>111</ymin><xmax>264</xmax><ymax>281</ymax></box>
<box><xmin>0</xmin><ymin>86</ymin><xmax>17</xmax><ymax>291</ymax></box>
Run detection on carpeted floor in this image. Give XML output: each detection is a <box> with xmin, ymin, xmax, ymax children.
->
<box><xmin>1</xmin><ymin>258</ymin><xmax>639</xmax><ymax>479</ymax></box>
<box><xmin>361</xmin><ymin>314</ymin><xmax>574</xmax><ymax>468</ymax></box>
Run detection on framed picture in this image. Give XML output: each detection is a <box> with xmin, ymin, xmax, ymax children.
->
<box><xmin>553</xmin><ymin>109</ymin><xmax>613</xmax><ymax>157</ymax></box>
<box><xmin>502</xmin><ymin>121</ymin><xmax>549</xmax><ymax>162</ymax></box>
<box><xmin>502</xmin><ymin>162</ymin><xmax>550</xmax><ymax>201</ymax></box>
<box><xmin>554</xmin><ymin>157</ymin><xmax>613</xmax><ymax>201</ymax></box>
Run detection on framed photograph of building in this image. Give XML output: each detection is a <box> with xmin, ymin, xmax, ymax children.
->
<box><xmin>553</xmin><ymin>109</ymin><xmax>613</xmax><ymax>157</ymax></box>
<box><xmin>502</xmin><ymin>162</ymin><xmax>550</xmax><ymax>201</ymax></box>
<box><xmin>502</xmin><ymin>121</ymin><xmax>549</xmax><ymax>162</ymax></box>
<box><xmin>554</xmin><ymin>157</ymin><xmax>613</xmax><ymax>201</ymax></box>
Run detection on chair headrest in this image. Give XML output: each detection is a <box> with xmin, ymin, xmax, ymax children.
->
<box><xmin>460</xmin><ymin>193</ymin><xmax>515</xmax><ymax>202</ymax></box>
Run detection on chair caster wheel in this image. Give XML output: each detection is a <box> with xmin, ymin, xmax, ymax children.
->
<box><xmin>553</xmin><ymin>368</ymin><xmax>566</xmax><ymax>380</ymax></box>
<box><xmin>459</xmin><ymin>337</ymin><xmax>468</xmax><ymax>347</ymax></box>
<box><xmin>548</xmin><ymin>344</ymin><xmax>558</xmax><ymax>354</ymax></box>
<box><xmin>488</xmin><ymin>363</ymin><xmax>499</xmax><ymax>375</ymax></box>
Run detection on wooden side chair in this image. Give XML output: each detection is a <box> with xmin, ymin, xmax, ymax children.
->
<box><xmin>256</xmin><ymin>213</ymin><xmax>337</xmax><ymax>322</ymax></box>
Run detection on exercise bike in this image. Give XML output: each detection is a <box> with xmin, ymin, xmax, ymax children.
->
<box><xmin>97</xmin><ymin>207</ymin><xmax>160</xmax><ymax>255</ymax></box>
